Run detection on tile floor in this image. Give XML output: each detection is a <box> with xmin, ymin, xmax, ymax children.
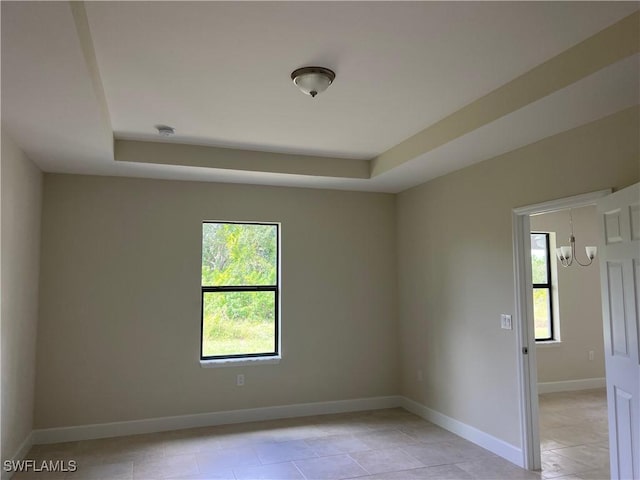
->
<box><xmin>14</xmin><ymin>392</ymin><xmax>609</xmax><ymax>480</ymax></box>
<box><xmin>538</xmin><ymin>388</ymin><xmax>610</xmax><ymax>480</ymax></box>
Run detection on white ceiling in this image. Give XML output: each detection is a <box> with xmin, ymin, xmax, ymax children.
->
<box><xmin>1</xmin><ymin>1</ymin><xmax>638</xmax><ymax>193</ymax></box>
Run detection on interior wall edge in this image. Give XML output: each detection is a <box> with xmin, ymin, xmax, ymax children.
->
<box><xmin>400</xmin><ymin>396</ymin><xmax>523</xmax><ymax>468</ymax></box>
<box><xmin>0</xmin><ymin>431</ymin><xmax>33</xmax><ymax>480</ymax></box>
<box><xmin>1</xmin><ymin>127</ymin><xmax>43</xmax><ymax>470</ymax></box>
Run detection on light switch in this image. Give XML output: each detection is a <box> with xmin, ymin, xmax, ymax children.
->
<box><xmin>501</xmin><ymin>314</ymin><xmax>512</xmax><ymax>330</ymax></box>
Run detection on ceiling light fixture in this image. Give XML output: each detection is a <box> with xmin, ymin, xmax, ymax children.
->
<box><xmin>156</xmin><ymin>125</ymin><xmax>175</xmax><ymax>137</ymax></box>
<box><xmin>291</xmin><ymin>66</ymin><xmax>335</xmax><ymax>98</ymax></box>
<box><xmin>555</xmin><ymin>209</ymin><xmax>597</xmax><ymax>267</ymax></box>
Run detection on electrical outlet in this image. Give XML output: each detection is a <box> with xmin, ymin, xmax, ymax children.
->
<box><xmin>588</xmin><ymin>350</ymin><xmax>595</xmax><ymax>361</ymax></box>
<box><xmin>501</xmin><ymin>314</ymin><xmax>512</xmax><ymax>330</ymax></box>
<box><xmin>236</xmin><ymin>374</ymin><xmax>245</xmax><ymax>386</ymax></box>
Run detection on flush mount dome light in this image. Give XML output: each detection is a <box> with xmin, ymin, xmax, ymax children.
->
<box><xmin>291</xmin><ymin>66</ymin><xmax>335</xmax><ymax>97</ymax></box>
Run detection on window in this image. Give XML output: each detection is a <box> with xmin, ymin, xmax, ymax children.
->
<box><xmin>201</xmin><ymin>222</ymin><xmax>279</xmax><ymax>360</ymax></box>
<box><xmin>531</xmin><ymin>232</ymin><xmax>555</xmax><ymax>341</ymax></box>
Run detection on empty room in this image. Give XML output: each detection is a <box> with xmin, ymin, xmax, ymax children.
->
<box><xmin>1</xmin><ymin>2</ymin><xmax>639</xmax><ymax>480</ymax></box>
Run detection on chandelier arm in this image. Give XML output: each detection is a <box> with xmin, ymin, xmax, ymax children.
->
<box><xmin>570</xmin><ymin>229</ymin><xmax>595</xmax><ymax>267</ymax></box>
<box><xmin>574</xmin><ymin>256</ymin><xmax>594</xmax><ymax>267</ymax></box>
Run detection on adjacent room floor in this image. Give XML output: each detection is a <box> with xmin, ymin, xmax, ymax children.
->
<box><xmin>19</xmin><ymin>408</ymin><xmax>543</xmax><ymax>480</ymax></box>
<box><xmin>539</xmin><ymin>388</ymin><xmax>610</xmax><ymax>480</ymax></box>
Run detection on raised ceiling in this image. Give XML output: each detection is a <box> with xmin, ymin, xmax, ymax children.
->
<box><xmin>2</xmin><ymin>1</ymin><xmax>638</xmax><ymax>192</ymax></box>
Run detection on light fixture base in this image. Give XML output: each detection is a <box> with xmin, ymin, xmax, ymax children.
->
<box><xmin>291</xmin><ymin>66</ymin><xmax>335</xmax><ymax>98</ymax></box>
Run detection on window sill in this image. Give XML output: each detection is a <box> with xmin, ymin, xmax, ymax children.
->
<box><xmin>535</xmin><ymin>340</ymin><xmax>562</xmax><ymax>348</ymax></box>
<box><xmin>200</xmin><ymin>356</ymin><xmax>281</xmax><ymax>368</ymax></box>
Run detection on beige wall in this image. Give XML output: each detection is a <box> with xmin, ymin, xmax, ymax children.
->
<box><xmin>35</xmin><ymin>175</ymin><xmax>398</xmax><ymax>428</ymax></box>
<box><xmin>531</xmin><ymin>206</ymin><xmax>605</xmax><ymax>383</ymax></box>
<box><xmin>397</xmin><ymin>106</ymin><xmax>639</xmax><ymax>447</ymax></box>
<box><xmin>1</xmin><ymin>129</ymin><xmax>42</xmax><ymax>459</ymax></box>
<box><xmin>11</xmin><ymin>106</ymin><xmax>639</xmax><ymax>451</ymax></box>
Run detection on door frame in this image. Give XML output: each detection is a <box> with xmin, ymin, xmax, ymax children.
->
<box><xmin>512</xmin><ymin>188</ymin><xmax>611</xmax><ymax>470</ymax></box>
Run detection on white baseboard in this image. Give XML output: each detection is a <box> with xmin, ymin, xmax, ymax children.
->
<box><xmin>32</xmin><ymin>395</ymin><xmax>401</xmax><ymax>445</ymax></box>
<box><xmin>2</xmin><ymin>431</ymin><xmax>33</xmax><ymax>480</ymax></box>
<box><xmin>537</xmin><ymin>377</ymin><xmax>605</xmax><ymax>394</ymax></box>
<box><xmin>400</xmin><ymin>396</ymin><xmax>524</xmax><ymax>468</ymax></box>
<box><xmin>30</xmin><ymin>394</ymin><xmax>525</xmax><ymax>471</ymax></box>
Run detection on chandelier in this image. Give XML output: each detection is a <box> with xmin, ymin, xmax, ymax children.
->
<box><xmin>555</xmin><ymin>209</ymin><xmax>597</xmax><ymax>267</ymax></box>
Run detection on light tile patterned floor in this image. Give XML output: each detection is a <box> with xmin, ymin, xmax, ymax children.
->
<box><xmin>13</xmin><ymin>393</ymin><xmax>608</xmax><ymax>480</ymax></box>
<box><xmin>539</xmin><ymin>388</ymin><xmax>610</xmax><ymax>480</ymax></box>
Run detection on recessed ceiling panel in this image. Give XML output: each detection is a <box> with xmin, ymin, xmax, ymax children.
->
<box><xmin>86</xmin><ymin>1</ymin><xmax>638</xmax><ymax>159</ymax></box>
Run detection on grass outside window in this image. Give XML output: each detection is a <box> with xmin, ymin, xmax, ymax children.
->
<box><xmin>201</xmin><ymin>222</ymin><xmax>279</xmax><ymax>360</ymax></box>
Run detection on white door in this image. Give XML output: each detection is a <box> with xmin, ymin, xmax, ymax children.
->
<box><xmin>598</xmin><ymin>182</ymin><xmax>640</xmax><ymax>480</ymax></box>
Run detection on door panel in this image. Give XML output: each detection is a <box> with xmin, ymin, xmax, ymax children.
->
<box><xmin>631</xmin><ymin>206</ymin><xmax>640</xmax><ymax>241</ymax></box>
<box><xmin>598</xmin><ymin>183</ymin><xmax>640</xmax><ymax>480</ymax></box>
<box><xmin>635</xmin><ymin>259</ymin><xmax>640</xmax><ymax>364</ymax></box>
<box><xmin>605</xmin><ymin>209</ymin><xmax>624</xmax><ymax>244</ymax></box>
<box><xmin>614</xmin><ymin>386</ymin><xmax>634</xmax><ymax>480</ymax></box>
<box><xmin>606</xmin><ymin>262</ymin><xmax>629</xmax><ymax>357</ymax></box>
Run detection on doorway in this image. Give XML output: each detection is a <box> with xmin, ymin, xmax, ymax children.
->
<box><xmin>530</xmin><ymin>206</ymin><xmax>609</xmax><ymax>478</ymax></box>
<box><xmin>511</xmin><ymin>189</ymin><xmax>611</xmax><ymax>471</ymax></box>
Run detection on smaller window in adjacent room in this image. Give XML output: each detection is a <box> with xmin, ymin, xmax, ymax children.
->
<box><xmin>531</xmin><ymin>232</ymin><xmax>555</xmax><ymax>341</ymax></box>
<box><xmin>201</xmin><ymin>222</ymin><xmax>279</xmax><ymax>360</ymax></box>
